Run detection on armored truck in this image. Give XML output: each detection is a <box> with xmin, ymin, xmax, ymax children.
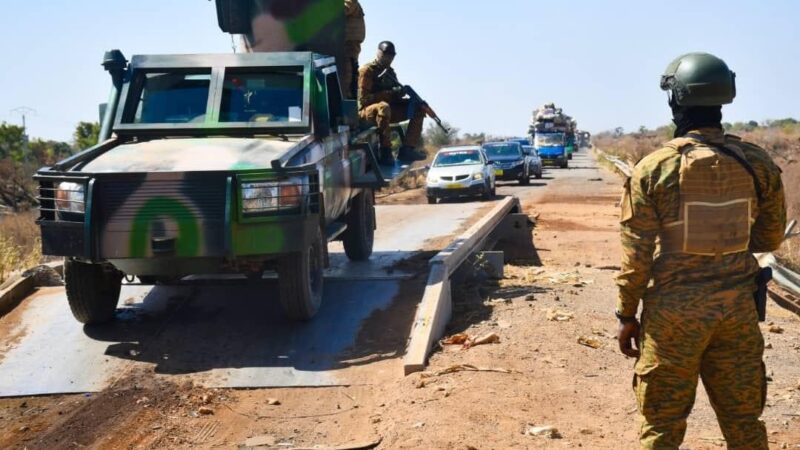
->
<box><xmin>36</xmin><ymin>50</ymin><xmax>391</xmax><ymax>324</ymax></box>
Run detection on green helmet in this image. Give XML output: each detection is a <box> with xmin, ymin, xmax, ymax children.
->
<box><xmin>660</xmin><ymin>52</ymin><xmax>736</xmax><ymax>106</ymax></box>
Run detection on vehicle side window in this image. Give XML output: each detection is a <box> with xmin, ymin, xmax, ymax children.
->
<box><xmin>324</xmin><ymin>72</ymin><xmax>342</xmax><ymax>129</ymax></box>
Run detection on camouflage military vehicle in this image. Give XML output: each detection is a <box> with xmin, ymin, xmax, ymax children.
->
<box><xmin>35</xmin><ymin>49</ymin><xmax>391</xmax><ymax>324</ymax></box>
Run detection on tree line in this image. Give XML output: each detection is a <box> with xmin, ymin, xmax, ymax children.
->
<box><xmin>0</xmin><ymin>122</ymin><xmax>99</xmax><ymax>211</ymax></box>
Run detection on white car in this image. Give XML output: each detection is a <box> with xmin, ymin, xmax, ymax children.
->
<box><xmin>425</xmin><ymin>146</ymin><xmax>496</xmax><ymax>204</ymax></box>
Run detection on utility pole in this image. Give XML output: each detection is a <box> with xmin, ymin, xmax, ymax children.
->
<box><xmin>10</xmin><ymin>106</ymin><xmax>36</xmax><ymax>162</ymax></box>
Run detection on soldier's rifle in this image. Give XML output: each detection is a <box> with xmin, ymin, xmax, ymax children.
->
<box><xmin>378</xmin><ymin>69</ymin><xmax>451</xmax><ymax>135</ymax></box>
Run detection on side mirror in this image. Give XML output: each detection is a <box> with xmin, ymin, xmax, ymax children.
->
<box><xmin>487</xmin><ymin>160</ymin><xmax>494</xmax><ymax>165</ymax></box>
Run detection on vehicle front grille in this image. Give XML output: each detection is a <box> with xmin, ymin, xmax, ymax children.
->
<box><xmin>94</xmin><ymin>174</ymin><xmax>228</xmax><ymax>258</ymax></box>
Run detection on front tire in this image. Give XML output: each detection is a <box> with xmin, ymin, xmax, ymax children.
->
<box><xmin>427</xmin><ymin>196</ymin><xmax>437</xmax><ymax>204</ymax></box>
<box><xmin>342</xmin><ymin>191</ymin><xmax>375</xmax><ymax>261</ymax></box>
<box><xmin>277</xmin><ymin>226</ymin><xmax>325</xmax><ymax>321</ymax></box>
<box><xmin>65</xmin><ymin>260</ymin><xmax>123</xmax><ymax>325</ymax></box>
<box><xmin>535</xmin><ymin>169</ymin><xmax>543</xmax><ymax>179</ymax></box>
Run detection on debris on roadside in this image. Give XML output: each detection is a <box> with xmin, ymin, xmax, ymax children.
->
<box><xmin>527</xmin><ymin>425</ymin><xmax>562</xmax><ymax>439</ymax></box>
<box><xmin>266</xmin><ymin>398</ymin><xmax>281</xmax><ymax>406</ymax></box>
<box><xmin>440</xmin><ymin>332</ymin><xmax>501</xmax><ymax>349</ymax></box>
<box><xmin>769</xmin><ymin>325</ymin><xmax>785</xmax><ymax>334</ymax></box>
<box><xmin>578</xmin><ymin>336</ymin><xmax>603</xmax><ymax>349</ymax></box>
<box><xmin>546</xmin><ymin>309</ymin><xmax>574</xmax><ymax>322</ymax></box>
<box><xmin>197</xmin><ymin>406</ymin><xmax>214</xmax><ymax>415</ymax></box>
<box><xmin>421</xmin><ymin>364</ymin><xmax>515</xmax><ymax>379</ymax></box>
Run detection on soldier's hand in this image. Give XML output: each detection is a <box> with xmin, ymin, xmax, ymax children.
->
<box><xmin>617</xmin><ymin>319</ymin><xmax>641</xmax><ymax>358</ymax></box>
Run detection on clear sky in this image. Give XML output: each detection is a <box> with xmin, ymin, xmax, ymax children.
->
<box><xmin>1</xmin><ymin>0</ymin><xmax>798</xmax><ymax>142</ymax></box>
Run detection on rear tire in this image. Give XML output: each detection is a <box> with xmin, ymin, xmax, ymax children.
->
<box><xmin>342</xmin><ymin>191</ymin><xmax>375</xmax><ymax>261</ymax></box>
<box><xmin>277</xmin><ymin>227</ymin><xmax>325</xmax><ymax>321</ymax></box>
<box><xmin>560</xmin><ymin>160</ymin><xmax>569</xmax><ymax>169</ymax></box>
<box><xmin>535</xmin><ymin>169</ymin><xmax>543</xmax><ymax>179</ymax></box>
<box><xmin>65</xmin><ymin>260</ymin><xmax>123</xmax><ymax>325</ymax></box>
<box><xmin>427</xmin><ymin>196</ymin><xmax>437</xmax><ymax>204</ymax></box>
<box><xmin>519</xmin><ymin>168</ymin><xmax>530</xmax><ymax>185</ymax></box>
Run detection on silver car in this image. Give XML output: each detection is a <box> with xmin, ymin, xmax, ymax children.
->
<box><xmin>425</xmin><ymin>146</ymin><xmax>496</xmax><ymax>204</ymax></box>
<box><xmin>523</xmin><ymin>145</ymin><xmax>543</xmax><ymax>179</ymax></box>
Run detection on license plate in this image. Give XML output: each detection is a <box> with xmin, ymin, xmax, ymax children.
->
<box><xmin>445</xmin><ymin>183</ymin><xmax>463</xmax><ymax>189</ymax></box>
<box><xmin>495</xmin><ymin>169</ymin><xmax>504</xmax><ymax>176</ymax></box>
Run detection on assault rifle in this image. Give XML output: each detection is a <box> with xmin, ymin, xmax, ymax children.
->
<box><xmin>378</xmin><ymin>69</ymin><xmax>451</xmax><ymax>134</ymax></box>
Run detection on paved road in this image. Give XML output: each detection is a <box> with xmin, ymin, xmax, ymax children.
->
<box><xmin>0</xmin><ymin>203</ymin><xmax>488</xmax><ymax>396</ymax></box>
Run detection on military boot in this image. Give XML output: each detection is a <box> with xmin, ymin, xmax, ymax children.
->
<box><xmin>398</xmin><ymin>146</ymin><xmax>426</xmax><ymax>162</ymax></box>
<box><xmin>378</xmin><ymin>146</ymin><xmax>395</xmax><ymax>166</ymax></box>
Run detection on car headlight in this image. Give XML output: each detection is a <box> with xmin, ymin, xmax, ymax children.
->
<box><xmin>472</xmin><ymin>172</ymin><xmax>483</xmax><ymax>180</ymax></box>
<box><xmin>427</xmin><ymin>175</ymin><xmax>438</xmax><ymax>184</ymax></box>
<box><xmin>241</xmin><ymin>177</ymin><xmax>307</xmax><ymax>214</ymax></box>
<box><xmin>55</xmin><ymin>182</ymin><xmax>85</xmax><ymax>214</ymax></box>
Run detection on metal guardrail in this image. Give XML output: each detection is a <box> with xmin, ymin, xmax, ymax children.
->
<box><xmin>596</xmin><ymin>149</ymin><xmax>800</xmax><ymax>299</ymax></box>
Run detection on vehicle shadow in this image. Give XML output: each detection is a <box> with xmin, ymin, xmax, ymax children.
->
<box><xmin>82</xmin><ymin>250</ymin><xmax>430</xmax><ymax>378</ymax></box>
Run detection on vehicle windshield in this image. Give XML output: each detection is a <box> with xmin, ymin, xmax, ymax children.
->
<box><xmin>483</xmin><ymin>144</ymin><xmax>521</xmax><ymax>158</ymax></box>
<box><xmin>130</xmin><ymin>71</ymin><xmax>212</xmax><ymax>124</ymax></box>
<box><xmin>125</xmin><ymin>67</ymin><xmax>307</xmax><ymax>126</ymax></box>
<box><xmin>220</xmin><ymin>67</ymin><xmax>305</xmax><ymax>123</ymax></box>
<box><xmin>434</xmin><ymin>150</ymin><xmax>482</xmax><ymax>167</ymax></box>
<box><xmin>535</xmin><ymin>134</ymin><xmax>565</xmax><ymax>146</ymax></box>
<box><xmin>523</xmin><ymin>146</ymin><xmax>536</xmax><ymax>156</ymax></box>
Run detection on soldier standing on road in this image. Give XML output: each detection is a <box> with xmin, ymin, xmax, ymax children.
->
<box><xmin>615</xmin><ymin>52</ymin><xmax>786</xmax><ymax>450</ymax></box>
<box><xmin>342</xmin><ymin>0</ymin><xmax>365</xmax><ymax>99</ymax></box>
<box><xmin>358</xmin><ymin>41</ymin><xmax>431</xmax><ymax>164</ymax></box>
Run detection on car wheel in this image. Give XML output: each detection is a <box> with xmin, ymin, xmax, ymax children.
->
<box><xmin>65</xmin><ymin>260</ymin><xmax>123</xmax><ymax>325</ymax></box>
<box><xmin>519</xmin><ymin>168</ymin><xmax>530</xmax><ymax>185</ymax></box>
<box><xmin>535</xmin><ymin>169</ymin><xmax>543</xmax><ymax>179</ymax></box>
<box><xmin>342</xmin><ymin>190</ymin><xmax>375</xmax><ymax>261</ymax></box>
<box><xmin>482</xmin><ymin>181</ymin><xmax>493</xmax><ymax>200</ymax></box>
<box><xmin>278</xmin><ymin>226</ymin><xmax>324</xmax><ymax>321</ymax></box>
<box><xmin>427</xmin><ymin>196</ymin><xmax>437</xmax><ymax>204</ymax></box>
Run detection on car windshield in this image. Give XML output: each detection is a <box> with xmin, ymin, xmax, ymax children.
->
<box><xmin>434</xmin><ymin>150</ymin><xmax>482</xmax><ymax>167</ymax></box>
<box><xmin>483</xmin><ymin>144</ymin><xmax>521</xmax><ymax>158</ymax></box>
<box><xmin>535</xmin><ymin>134</ymin><xmax>565</xmax><ymax>146</ymax></box>
<box><xmin>129</xmin><ymin>71</ymin><xmax>212</xmax><ymax>124</ymax></box>
<box><xmin>523</xmin><ymin>146</ymin><xmax>536</xmax><ymax>156</ymax></box>
<box><xmin>220</xmin><ymin>67</ymin><xmax>305</xmax><ymax>123</ymax></box>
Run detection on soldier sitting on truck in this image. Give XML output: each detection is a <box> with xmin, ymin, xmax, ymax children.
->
<box><xmin>358</xmin><ymin>41</ymin><xmax>431</xmax><ymax>164</ymax></box>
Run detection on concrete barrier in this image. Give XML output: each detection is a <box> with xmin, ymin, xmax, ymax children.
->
<box><xmin>403</xmin><ymin>197</ymin><xmax>522</xmax><ymax>375</ymax></box>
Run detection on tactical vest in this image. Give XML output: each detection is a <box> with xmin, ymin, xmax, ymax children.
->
<box><xmin>658</xmin><ymin>136</ymin><xmax>758</xmax><ymax>257</ymax></box>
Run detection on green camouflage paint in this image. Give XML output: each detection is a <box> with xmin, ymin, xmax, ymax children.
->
<box><xmin>129</xmin><ymin>197</ymin><xmax>201</xmax><ymax>258</ymax></box>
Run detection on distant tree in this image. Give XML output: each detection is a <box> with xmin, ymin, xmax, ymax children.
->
<box><xmin>613</xmin><ymin>127</ymin><xmax>625</xmax><ymax>138</ymax></box>
<box><xmin>461</xmin><ymin>132</ymin><xmax>486</xmax><ymax>145</ymax></box>
<box><xmin>638</xmin><ymin>125</ymin><xmax>648</xmax><ymax>135</ymax></box>
<box><xmin>28</xmin><ymin>139</ymin><xmax>73</xmax><ymax>166</ymax></box>
<box><xmin>0</xmin><ymin>123</ymin><xmax>26</xmax><ymax>162</ymax></box>
<box><xmin>73</xmin><ymin>121</ymin><xmax>100</xmax><ymax>151</ymax></box>
<box><xmin>423</xmin><ymin>122</ymin><xmax>459</xmax><ymax>148</ymax></box>
<box><xmin>747</xmin><ymin>120</ymin><xmax>759</xmax><ymax>129</ymax></box>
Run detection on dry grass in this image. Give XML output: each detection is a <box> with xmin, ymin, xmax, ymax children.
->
<box><xmin>595</xmin><ymin>125</ymin><xmax>800</xmax><ymax>269</ymax></box>
<box><xmin>0</xmin><ymin>211</ymin><xmax>42</xmax><ymax>283</ymax></box>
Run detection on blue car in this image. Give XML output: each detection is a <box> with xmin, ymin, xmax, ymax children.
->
<box><xmin>482</xmin><ymin>142</ymin><xmax>530</xmax><ymax>185</ymax></box>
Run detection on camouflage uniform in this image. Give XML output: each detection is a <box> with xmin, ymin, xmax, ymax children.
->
<box><xmin>342</xmin><ymin>0</ymin><xmax>365</xmax><ymax>99</ymax></box>
<box><xmin>617</xmin><ymin>128</ymin><xmax>786</xmax><ymax>450</ymax></box>
<box><xmin>358</xmin><ymin>61</ymin><xmax>425</xmax><ymax>149</ymax></box>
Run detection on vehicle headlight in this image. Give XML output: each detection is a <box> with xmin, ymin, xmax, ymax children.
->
<box><xmin>241</xmin><ymin>177</ymin><xmax>307</xmax><ymax>214</ymax></box>
<box><xmin>472</xmin><ymin>172</ymin><xmax>483</xmax><ymax>180</ymax></box>
<box><xmin>427</xmin><ymin>175</ymin><xmax>438</xmax><ymax>184</ymax></box>
<box><xmin>55</xmin><ymin>182</ymin><xmax>85</xmax><ymax>214</ymax></box>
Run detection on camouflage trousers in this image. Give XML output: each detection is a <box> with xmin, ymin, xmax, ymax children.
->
<box><xmin>340</xmin><ymin>41</ymin><xmax>361</xmax><ymax>100</ymax></box>
<box><xmin>635</xmin><ymin>287</ymin><xmax>768</xmax><ymax>450</ymax></box>
<box><xmin>358</xmin><ymin>99</ymin><xmax>424</xmax><ymax>149</ymax></box>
